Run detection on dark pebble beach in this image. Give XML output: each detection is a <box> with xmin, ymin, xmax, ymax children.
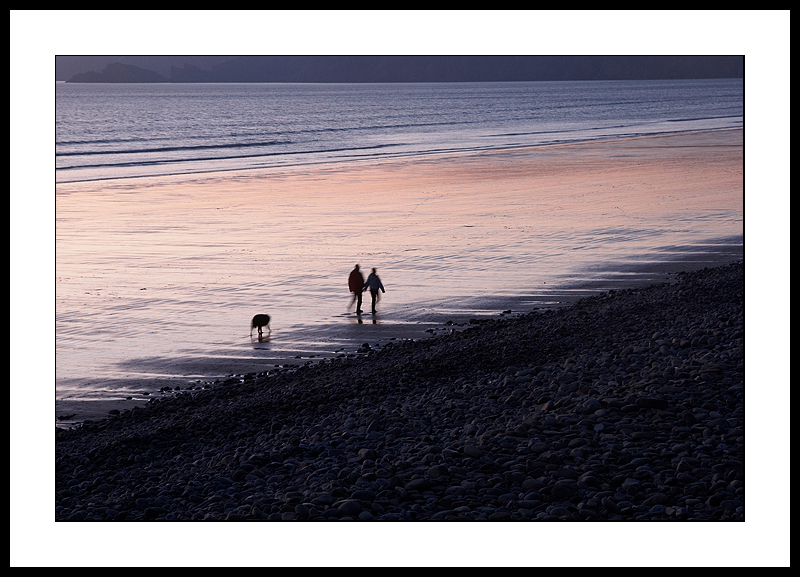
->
<box><xmin>56</xmin><ymin>261</ymin><xmax>744</xmax><ymax>522</ymax></box>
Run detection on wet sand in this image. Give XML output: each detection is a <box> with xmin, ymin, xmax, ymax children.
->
<box><xmin>55</xmin><ymin>129</ymin><xmax>742</xmax><ymax>425</ymax></box>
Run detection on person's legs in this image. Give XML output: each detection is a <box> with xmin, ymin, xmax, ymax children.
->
<box><xmin>356</xmin><ymin>291</ymin><xmax>363</xmax><ymax>313</ymax></box>
<box><xmin>371</xmin><ymin>290</ymin><xmax>378</xmax><ymax>313</ymax></box>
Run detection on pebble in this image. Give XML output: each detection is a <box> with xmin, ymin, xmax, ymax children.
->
<box><xmin>56</xmin><ymin>261</ymin><xmax>744</xmax><ymax>521</ymax></box>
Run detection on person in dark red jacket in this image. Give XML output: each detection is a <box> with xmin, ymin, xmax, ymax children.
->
<box><xmin>348</xmin><ymin>264</ymin><xmax>365</xmax><ymax>314</ymax></box>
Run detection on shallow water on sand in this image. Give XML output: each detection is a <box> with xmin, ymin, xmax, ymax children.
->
<box><xmin>56</xmin><ymin>130</ymin><xmax>742</xmax><ymax>409</ymax></box>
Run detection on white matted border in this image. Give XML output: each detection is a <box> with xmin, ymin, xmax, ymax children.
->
<box><xmin>11</xmin><ymin>10</ymin><xmax>788</xmax><ymax>568</ymax></box>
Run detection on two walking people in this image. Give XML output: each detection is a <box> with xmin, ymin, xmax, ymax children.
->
<box><xmin>348</xmin><ymin>264</ymin><xmax>386</xmax><ymax>315</ymax></box>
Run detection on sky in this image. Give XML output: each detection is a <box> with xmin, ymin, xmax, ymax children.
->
<box><xmin>10</xmin><ymin>10</ymin><xmax>790</xmax><ymax>568</ymax></box>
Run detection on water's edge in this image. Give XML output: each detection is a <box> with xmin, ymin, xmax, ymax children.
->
<box><xmin>56</xmin><ymin>241</ymin><xmax>742</xmax><ymax>428</ymax></box>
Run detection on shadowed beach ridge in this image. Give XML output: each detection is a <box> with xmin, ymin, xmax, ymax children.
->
<box><xmin>56</xmin><ymin>260</ymin><xmax>743</xmax><ymax>521</ymax></box>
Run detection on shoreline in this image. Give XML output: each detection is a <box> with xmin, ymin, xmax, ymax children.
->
<box><xmin>56</xmin><ymin>127</ymin><xmax>742</xmax><ymax>188</ymax></box>
<box><xmin>56</xmin><ymin>260</ymin><xmax>744</xmax><ymax>523</ymax></box>
<box><xmin>55</xmin><ymin>239</ymin><xmax>742</xmax><ymax>427</ymax></box>
<box><xmin>55</xmin><ymin>127</ymin><xmax>743</xmax><ymax>425</ymax></box>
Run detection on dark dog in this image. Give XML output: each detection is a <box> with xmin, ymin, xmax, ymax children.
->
<box><xmin>250</xmin><ymin>314</ymin><xmax>271</xmax><ymax>339</ymax></box>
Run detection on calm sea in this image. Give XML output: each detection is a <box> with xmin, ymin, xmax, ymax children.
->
<box><xmin>56</xmin><ymin>80</ymin><xmax>742</xmax><ymax>184</ymax></box>
<box><xmin>56</xmin><ymin>79</ymin><xmax>743</xmax><ymax>412</ymax></box>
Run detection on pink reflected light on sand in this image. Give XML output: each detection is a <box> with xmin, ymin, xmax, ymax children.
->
<box><xmin>56</xmin><ymin>130</ymin><xmax>742</xmax><ymax>400</ymax></box>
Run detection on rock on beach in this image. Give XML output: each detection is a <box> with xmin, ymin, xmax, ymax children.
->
<box><xmin>55</xmin><ymin>261</ymin><xmax>744</xmax><ymax>521</ymax></box>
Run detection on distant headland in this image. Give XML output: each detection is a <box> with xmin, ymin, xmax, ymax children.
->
<box><xmin>60</xmin><ymin>55</ymin><xmax>744</xmax><ymax>83</ymax></box>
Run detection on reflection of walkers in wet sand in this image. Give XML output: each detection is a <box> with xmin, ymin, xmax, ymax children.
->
<box><xmin>348</xmin><ymin>264</ymin><xmax>365</xmax><ymax>314</ymax></box>
<box><xmin>364</xmin><ymin>268</ymin><xmax>386</xmax><ymax>315</ymax></box>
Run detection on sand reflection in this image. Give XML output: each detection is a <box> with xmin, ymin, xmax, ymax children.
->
<box><xmin>56</xmin><ymin>129</ymin><xmax>742</xmax><ymax>400</ymax></box>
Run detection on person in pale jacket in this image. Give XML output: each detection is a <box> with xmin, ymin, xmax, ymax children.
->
<box><xmin>363</xmin><ymin>268</ymin><xmax>386</xmax><ymax>315</ymax></box>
